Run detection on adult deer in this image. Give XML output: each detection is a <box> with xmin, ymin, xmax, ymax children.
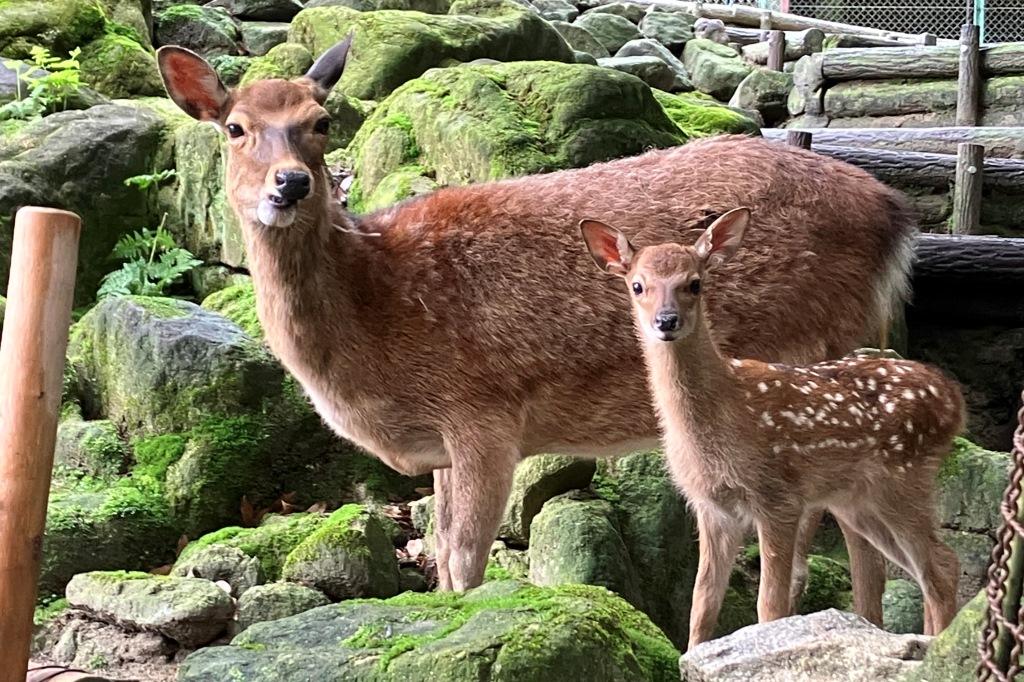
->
<box><xmin>581</xmin><ymin>209</ymin><xmax>961</xmax><ymax>646</ymax></box>
<box><xmin>156</xmin><ymin>37</ymin><xmax>916</xmax><ymax>614</ymax></box>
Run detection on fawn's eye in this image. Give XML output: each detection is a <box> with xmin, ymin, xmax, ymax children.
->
<box><xmin>314</xmin><ymin>117</ymin><xmax>331</xmax><ymax>135</ymax></box>
<box><xmin>226</xmin><ymin>123</ymin><xmax>244</xmax><ymax>138</ymax></box>
<box><xmin>632</xmin><ymin>281</ymin><xmax>643</xmax><ymax>296</ymax></box>
<box><xmin>689</xmin><ymin>279</ymin><xmax>701</xmax><ymax>295</ymax></box>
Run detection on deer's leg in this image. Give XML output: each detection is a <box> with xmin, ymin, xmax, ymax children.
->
<box><xmin>444</xmin><ymin>433</ymin><xmax>519</xmax><ymax>592</ymax></box>
<box><xmin>756</xmin><ymin>513</ymin><xmax>800</xmax><ymax>623</ymax></box>
<box><xmin>789</xmin><ymin>508</ymin><xmax>823</xmax><ymax>614</ymax></box>
<box><xmin>837</xmin><ymin>518</ymin><xmax>886</xmax><ymax>627</ymax></box>
<box><xmin>688</xmin><ymin>506</ymin><xmax>743</xmax><ymax>649</ymax></box>
<box><xmin>432</xmin><ymin>468</ymin><xmax>452</xmax><ymax>591</ymax></box>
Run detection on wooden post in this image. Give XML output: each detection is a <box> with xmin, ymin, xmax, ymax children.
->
<box><xmin>786</xmin><ymin>130</ymin><xmax>812</xmax><ymax>150</ymax></box>
<box><xmin>0</xmin><ymin>207</ymin><xmax>80</xmax><ymax>679</ymax></box>
<box><xmin>956</xmin><ymin>23</ymin><xmax>981</xmax><ymax>126</ymax></box>
<box><xmin>759</xmin><ymin>11</ymin><xmax>772</xmax><ymax>40</ymax></box>
<box><xmin>767</xmin><ymin>30</ymin><xmax>785</xmax><ymax>71</ymax></box>
<box><xmin>921</xmin><ymin>33</ymin><xmax>937</xmax><ymax>46</ymax></box>
<box><xmin>952</xmin><ymin>142</ymin><xmax>984</xmax><ymax>234</ymax></box>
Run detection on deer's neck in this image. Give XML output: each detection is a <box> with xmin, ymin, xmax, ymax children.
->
<box><xmin>642</xmin><ymin>309</ymin><xmax>748</xmax><ymax>473</ymax></box>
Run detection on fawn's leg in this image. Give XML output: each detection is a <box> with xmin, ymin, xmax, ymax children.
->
<box><xmin>443</xmin><ymin>430</ymin><xmax>519</xmax><ymax>591</ymax></box>
<box><xmin>757</xmin><ymin>514</ymin><xmax>800</xmax><ymax>623</ymax></box>
<box><xmin>432</xmin><ymin>468</ymin><xmax>452</xmax><ymax>591</ymax></box>
<box><xmin>837</xmin><ymin>518</ymin><xmax>886</xmax><ymax>626</ymax></box>
<box><xmin>688</xmin><ymin>506</ymin><xmax>743</xmax><ymax>649</ymax></box>
<box><xmin>790</xmin><ymin>509</ymin><xmax>824</xmax><ymax>613</ymax></box>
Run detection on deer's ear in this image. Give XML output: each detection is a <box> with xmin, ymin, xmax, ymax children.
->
<box><xmin>157</xmin><ymin>46</ymin><xmax>229</xmax><ymax>123</ymax></box>
<box><xmin>580</xmin><ymin>219</ymin><xmax>635</xmax><ymax>276</ymax></box>
<box><xmin>694</xmin><ymin>207</ymin><xmax>750</xmax><ymax>269</ymax></box>
<box><xmin>303</xmin><ymin>33</ymin><xmax>353</xmax><ymax>96</ymax></box>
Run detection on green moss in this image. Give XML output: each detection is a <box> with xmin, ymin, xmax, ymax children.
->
<box><xmin>79</xmin><ymin>32</ymin><xmax>164</xmax><ymax>99</ymax></box>
<box><xmin>282</xmin><ymin>504</ymin><xmax>369</xmax><ymax>568</ymax></box>
<box><xmin>798</xmin><ymin>555</ymin><xmax>853</xmax><ymax>614</ymax></box>
<box><xmin>0</xmin><ymin>0</ymin><xmax>105</xmax><ymax>59</ymax></box>
<box><xmin>484</xmin><ymin>561</ymin><xmax>513</xmax><ymax>582</ymax></box>
<box><xmin>938</xmin><ymin>436</ymin><xmax>973</xmax><ymax>483</ymax></box>
<box><xmin>132</xmin><ymin>433</ymin><xmax>187</xmax><ymax>482</ymax></box>
<box><xmin>34</xmin><ymin>597</ymin><xmax>69</xmax><ymax>625</ymax></box>
<box><xmin>202</xmin><ymin>282</ymin><xmax>262</xmax><ymax>339</ymax></box>
<box><xmin>83</xmin><ymin>569</ymin><xmax>158</xmax><ymax>584</ymax></box>
<box><xmin>177</xmin><ymin>513</ymin><xmax>327</xmax><ymax>580</ymax></box>
<box><xmin>239</xmin><ymin>42</ymin><xmax>313</xmax><ymax>86</ymax></box>
<box><xmin>652</xmin><ymin>89</ymin><xmax>759</xmax><ymax>138</ymax></box>
<box><xmin>126</xmin><ymin>295</ymin><xmax>190</xmax><ymax>319</ymax></box>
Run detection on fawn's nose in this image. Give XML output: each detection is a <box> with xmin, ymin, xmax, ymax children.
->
<box><xmin>275</xmin><ymin>170</ymin><xmax>311</xmax><ymax>202</ymax></box>
<box><xmin>654</xmin><ymin>311</ymin><xmax>680</xmax><ymax>333</ymax></box>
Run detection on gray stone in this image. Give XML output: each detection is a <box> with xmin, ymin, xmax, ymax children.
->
<box><xmin>154</xmin><ymin>4</ymin><xmax>240</xmax><ymax>57</ymax></box>
<box><xmin>573</xmin><ymin>12</ymin><xmax>641</xmax><ymax>54</ymax></box>
<box><xmin>937</xmin><ymin>438</ymin><xmax>1011</xmax><ymax>533</ymax></box>
<box><xmin>903</xmin><ymin>591</ymin><xmax>985</xmax><ymax>682</ymax></box>
<box><xmin>582</xmin><ymin>1</ymin><xmax>645</xmax><ymax>23</ymax></box>
<box><xmin>489</xmin><ymin>541</ymin><xmax>529</xmax><ymax>580</ymax></box>
<box><xmin>237</xmin><ymin>583</ymin><xmax>330</xmax><ymax>631</ymax></box>
<box><xmin>54</xmin><ymin>418</ymin><xmax>129</xmax><ymax>480</ymax></box>
<box><xmin>681</xmin><ymin>609</ymin><xmax>930</xmax><ymax>681</ymax></box>
<box><xmin>882</xmin><ymin>579</ymin><xmax>924</xmax><ymax>634</ymax></box>
<box><xmin>531</xmin><ymin>0</ymin><xmax>577</xmax><ymax>21</ymax></box>
<box><xmin>682</xmin><ymin>38</ymin><xmax>753</xmax><ymax>101</ymax></box>
<box><xmin>729</xmin><ymin>68</ymin><xmax>793</xmax><ymax>126</ymax></box>
<box><xmin>177</xmin><ymin>580</ymin><xmax>680</xmax><ymax>680</ymax></box>
<box><xmin>239</xmin><ymin>21</ymin><xmax>290</xmax><ymax>56</ymax></box>
<box><xmin>939</xmin><ymin>529</ymin><xmax>996</xmax><ymax>606</ymax></box>
<box><xmin>281</xmin><ymin>505</ymin><xmax>401</xmax><ymax>601</ymax></box>
<box><xmin>598</xmin><ymin>55</ymin><xmax>678</xmax><ymax>91</ymax></box>
<box><xmin>66</xmin><ymin>572</ymin><xmax>236</xmax><ymax>648</ymax></box>
<box><xmin>172</xmin><ymin>544</ymin><xmax>264</xmax><ymax>597</ymax></box>
<box><xmin>693</xmin><ymin>17</ymin><xmax>728</xmax><ymax>44</ymax></box>
<box><xmin>207</xmin><ymin>0</ymin><xmax>303</xmax><ymax>20</ymax></box>
<box><xmin>499</xmin><ymin>454</ymin><xmax>595</xmax><ymax>545</ymax></box>
<box><xmin>550</xmin><ymin>20</ymin><xmax>609</xmax><ymax>58</ymax></box>
<box><xmin>574</xmin><ymin>49</ymin><xmax>598</xmax><ymax>65</ymax></box>
<box><xmin>399</xmin><ymin>566</ymin><xmax>428</xmax><ymax>592</ymax></box>
<box><xmin>50</xmin><ymin>615</ymin><xmax>176</xmax><ymax>673</ymax></box>
<box><xmin>638</xmin><ymin>10</ymin><xmax>694</xmax><ymax>52</ymax></box>
<box><xmin>615</xmin><ymin>38</ymin><xmax>693</xmax><ymax>91</ymax></box>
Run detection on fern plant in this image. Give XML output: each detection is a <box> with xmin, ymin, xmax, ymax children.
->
<box><xmin>0</xmin><ymin>46</ymin><xmax>84</xmax><ymax>123</ymax></box>
<box><xmin>98</xmin><ymin>171</ymin><xmax>201</xmax><ymax>300</ymax></box>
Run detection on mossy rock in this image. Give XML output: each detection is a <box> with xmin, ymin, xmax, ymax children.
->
<box><xmin>902</xmin><ymin>590</ymin><xmax>986</xmax><ymax>681</ymax></box>
<box><xmin>209</xmin><ymin>54</ymin><xmax>252</xmax><ymax>86</ymax></box>
<box><xmin>238</xmin><ymin>41</ymin><xmax>313</xmax><ymax>84</ymax></box>
<box><xmin>190</xmin><ymin>265</ymin><xmax>251</xmax><ymax>300</ymax></box>
<box><xmin>207</xmin><ymin>0</ymin><xmax>304</xmax><ymax>21</ymax></box>
<box><xmin>0</xmin><ymin>0</ymin><xmax>106</xmax><ymax>59</ymax></box>
<box><xmin>937</xmin><ymin>437</ymin><xmax>1011</xmax><ymax>533</ymax></box>
<box><xmin>239</xmin><ymin>21</ymin><xmax>290</xmax><ymax>56</ymax></box>
<box><xmin>652</xmin><ymin>89</ymin><xmax>759</xmax><ymax>137</ymax></box>
<box><xmin>288</xmin><ymin>0</ymin><xmax>574</xmax><ymax>101</ymax></box>
<box><xmin>176</xmin><ymin>513</ymin><xmax>328</xmax><ymax>581</ymax></box>
<box><xmin>172</xmin><ymin>543</ymin><xmax>263</xmax><ymax>596</ymax></box>
<box><xmin>281</xmin><ymin>504</ymin><xmax>401</xmax><ymax>600</ymax></box>
<box><xmin>178</xmin><ymin>580</ymin><xmax>680</xmax><ymax>680</ymax></box>
<box><xmin>549</xmin><ymin>20</ymin><xmax>609</xmax><ymax>58</ymax></box>
<box><xmin>237</xmin><ymin>582</ymin><xmax>330</xmax><ymax>631</ymax></box>
<box><xmin>682</xmin><ymin>37</ymin><xmax>752</xmax><ymax>101</ymax></box>
<box><xmin>346</xmin><ymin>60</ymin><xmax>686</xmax><ymax>211</ymax></box>
<box><xmin>797</xmin><ymin>555</ymin><xmax>853</xmax><ymax>614</ymax></box>
<box><xmin>638</xmin><ymin>11</ymin><xmax>693</xmax><ymax>52</ymax></box>
<box><xmin>306</xmin><ymin>0</ymin><xmax>452</xmax><ymax>10</ymax></box>
<box><xmin>0</xmin><ymin>105</ymin><xmax>168</xmax><ymax>306</ymax></box>
<box><xmin>79</xmin><ymin>33</ymin><xmax>164</xmax><ymax>99</ymax></box>
<box><xmin>154</xmin><ymin>4</ymin><xmax>240</xmax><ymax>57</ymax></box>
<box><xmin>729</xmin><ymin>68</ymin><xmax>792</xmax><ymax>127</ymax></box>
<box><xmin>202</xmin><ymin>281</ymin><xmax>262</xmax><ymax>338</ymax></box>
<box><xmin>54</xmin><ymin>418</ymin><xmax>130</xmax><ymax>480</ymax></box>
<box><xmin>499</xmin><ymin>454</ymin><xmax>595</xmax><ymax>544</ymax></box>
<box><xmin>99</xmin><ymin>0</ymin><xmax>154</xmax><ymax>49</ymax></box>
<box><xmin>883</xmin><ymin>578</ymin><xmax>924</xmax><ymax>635</ymax></box>
<box><xmin>573</xmin><ymin>12</ymin><xmax>641</xmax><ymax>54</ymax></box>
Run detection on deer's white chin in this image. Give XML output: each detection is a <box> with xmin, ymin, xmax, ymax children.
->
<box><xmin>256</xmin><ymin>199</ymin><xmax>297</xmax><ymax>227</ymax></box>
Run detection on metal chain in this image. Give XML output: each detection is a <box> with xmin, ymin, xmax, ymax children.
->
<box><xmin>978</xmin><ymin>386</ymin><xmax>1024</xmax><ymax>681</ymax></box>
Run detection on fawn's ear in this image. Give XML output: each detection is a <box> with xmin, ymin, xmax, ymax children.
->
<box><xmin>694</xmin><ymin>207</ymin><xmax>750</xmax><ymax>269</ymax></box>
<box><xmin>302</xmin><ymin>33</ymin><xmax>354</xmax><ymax>98</ymax></box>
<box><xmin>580</xmin><ymin>219</ymin><xmax>635</xmax><ymax>277</ymax></box>
<box><xmin>157</xmin><ymin>46</ymin><xmax>230</xmax><ymax>123</ymax></box>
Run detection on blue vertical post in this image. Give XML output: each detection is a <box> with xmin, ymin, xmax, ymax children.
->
<box><xmin>974</xmin><ymin>0</ymin><xmax>986</xmax><ymax>43</ymax></box>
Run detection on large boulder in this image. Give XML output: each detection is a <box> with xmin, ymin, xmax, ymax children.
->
<box><xmin>0</xmin><ymin>104</ymin><xmax>167</xmax><ymax>305</ymax></box>
<box><xmin>48</xmin><ymin>616</ymin><xmax>177</xmax><ymax>677</ymax></box>
<box><xmin>206</xmin><ymin>0</ymin><xmax>304</xmax><ymax>21</ymax></box>
<box><xmin>0</xmin><ymin>0</ymin><xmax>106</xmax><ymax>59</ymax></box>
<box><xmin>652</xmin><ymin>89</ymin><xmax>759</xmax><ymax>138</ymax></box>
<box><xmin>938</xmin><ymin>437</ymin><xmax>1011</xmax><ymax>533</ymax></box>
<box><xmin>532</xmin><ymin>0</ymin><xmax>577</xmax><ymax>22</ymax></box>
<box><xmin>729</xmin><ymin>68</ymin><xmax>793</xmax><ymax>126</ymax></box>
<box><xmin>638</xmin><ymin>10</ymin><xmax>694</xmax><ymax>52</ymax></box>
<box><xmin>78</xmin><ymin>33</ymin><xmax>165</xmax><ymax>99</ymax></box>
<box><xmin>614</xmin><ymin>38</ymin><xmax>692</xmax><ymax>91</ymax></box>
<box><xmin>54</xmin><ymin>418</ymin><xmax>130</xmax><ymax>480</ymax></box>
<box><xmin>100</xmin><ymin>0</ymin><xmax>154</xmax><ymax>48</ymax></box>
<box><xmin>499</xmin><ymin>455</ymin><xmax>595</xmax><ymax>545</ymax></box>
<box><xmin>240</xmin><ymin>21</ymin><xmax>290</xmax><ymax>56</ymax></box>
<box><xmin>882</xmin><ymin>579</ymin><xmax>924</xmax><ymax>635</ymax></box>
<box><xmin>549</xmin><ymin>20</ymin><xmax>609</xmax><ymax>58</ymax></box>
<box><xmin>573</xmin><ymin>12</ymin><xmax>641</xmax><ymax>54</ymax></box>
<box><xmin>178</xmin><ymin>581</ymin><xmax>681</xmax><ymax>680</ymax></box>
<box><xmin>280</xmin><ymin>505</ymin><xmax>401</xmax><ymax>600</ymax></box>
<box><xmin>682</xmin><ymin>38</ymin><xmax>752</xmax><ymax>101</ymax></box>
<box><xmin>902</xmin><ymin>590</ymin><xmax>986</xmax><ymax>682</ymax></box>
<box><xmin>289</xmin><ymin>0</ymin><xmax>574</xmax><ymax>100</ymax></box>
<box><xmin>172</xmin><ymin>544</ymin><xmax>264</xmax><ymax>596</ymax></box>
<box><xmin>581</xmin><ymin>2</ymin><xmax>645</xmax><ymax>23</ymax></box>
<box><xmin>598</xmin><ymin>55</ymin><xmax>679</xmax><ymax>91</ymax></box>
<box><xmin>345</xmin><ymin>61</ymin><xmax>686</xmax><ymax>211</ymax></box>
<box><xmin>154</xmin><ymin>4</ymin><xmax>241</xmax><ymax>57</ymax></box>
<box><xmin>66</xmin><ymin>571</ymin><xmax>236</xmax><ymax>648</ymax></box>
<box><xmin>236</xmin><ymin>582</ymin><xmax>330</xmax><ymax>631</ymax></box>
<box><xmin>682</xmin><ymin>609</ymin><xmax>930</xmax><ymax>681</ymax></box>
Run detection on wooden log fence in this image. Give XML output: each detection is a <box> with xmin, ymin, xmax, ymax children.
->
<box><xmin>761</xmin><ymin>127</ymin><xmax>1024</xmax><ymax>160</ymax></box>
<box><xmin>767</xmin><ymin>30</ymin><xmax>785</xmax><ymax>71</ymax></box>
<box><xmin>739</xmin><ymin>28</ymin><xmax>823</xmax><ymax>64</ymax></box>
<box><xmin>952</xmin><ymin>143</ymin><xmax>984</xmax><ymax>234</ymax></box>
<box><xmin>957</xmin><ymin>24</ymin><xmax>982</xmax><ymax>127</ymax></box>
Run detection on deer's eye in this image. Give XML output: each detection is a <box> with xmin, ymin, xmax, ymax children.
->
<box><xmin>632</xmin><ymin>282</ymin><xmax>643</xmax><ymax>296</ymax></box>
<box><xmin>314</xmin><ymin>117</ymin><xmax>331</xmax><ymax>135</ymax></box>
<box><xmin>226</xmin><ymin>123</ymin><xmax>244</xmax><ymax>138</ymax></box>
<box><xmin>689</xmin><ymin>279</ymin><xmax>701</xmax><ymax>295</ymax></box>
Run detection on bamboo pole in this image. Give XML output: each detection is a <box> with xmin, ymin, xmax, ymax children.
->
<box><xmin>0</xmin><ymin>207</ymin><xmax>81</xmax><ymax>679</ymax></box>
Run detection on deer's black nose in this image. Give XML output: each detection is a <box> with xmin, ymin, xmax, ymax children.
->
<box><xmin>275</xmin><ymin>170</ymin><xmax>311</xmax><ymax>202</ymax></box>
<box><xmin>655</xmin><ymin>311</ymin><xmax>680</xmax><ymax>332</ymax></box>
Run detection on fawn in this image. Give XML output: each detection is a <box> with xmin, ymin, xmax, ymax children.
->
<box><xmin>581</xmin><ymin>207</ymin><xmax>962</xmax><ymax>647</ymax></box>
<box><xmin>156</xmin><ymin>36</ymin><xmax>918</xmax><ymax>614</ymax></box>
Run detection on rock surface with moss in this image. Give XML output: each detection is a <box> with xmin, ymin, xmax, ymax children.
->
<box><xmin>288</xmin><ymin>0</ymin><xmax>575</xmax><ymax>101</ymax></box>
<box><xmin>652</xmin><ymin>89</ymin><xmax>759</xmax><ymax>137</ymax></box>
<box><xmin>237</xmin><ymin>582</ymin><xmax>331</xmax><ymax>631</ymax></box>
<box><xmin>346</xmin><ymin>61</ymin><xmax>686</xmax><ymax>211</ymax></box>
<box><xmin>154</xmin><ymin>4</ymin><xmax>241</xmax><ymax>57</ymax></box>
<box><xmin>682</xmin><ymin>38</ymin><xmax>753</xmax><ymax>101</ymax></box>
<box><xmin>281</xmin><ymin>505</ymin><xmax>401</xmax><ymax>600</ymax></box>
<box><xmin>498</xmin><ymin>455</ymin><xmax>595</xmax><ymax>545</ymax></box>
<box><xmin>0</xmin><ymin>0</ymin><xmax>106</xmax><ymax>59</ymax></box>
<box><xmin>178</xmin><ymin>580</ymin><xmax>680</xmax><ymax>680</ymax></box>
<box><xmin>902</xmin><ymin>590</ymin><xmax>985</xmax><ymax>681</ymax></box>
<box><xmin>79</xmin><ymin>33</ymin><xmax>165</xmax><ymax>99</ymax></box>
<box><xmin>65</xmin><ymin>571</ymin><xmax>236</xmax><ymax>647</ymax></box>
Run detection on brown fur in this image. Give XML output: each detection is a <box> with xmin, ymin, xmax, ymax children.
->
<box><xmin>587</xmin><ymin>214</ymin><xmax>962</xmax><ymax>647</ymax></box>
<box><xmin>157</xmin><ymin>43</ymin><xmax>917</xmax><ymax>596</ymax></box>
